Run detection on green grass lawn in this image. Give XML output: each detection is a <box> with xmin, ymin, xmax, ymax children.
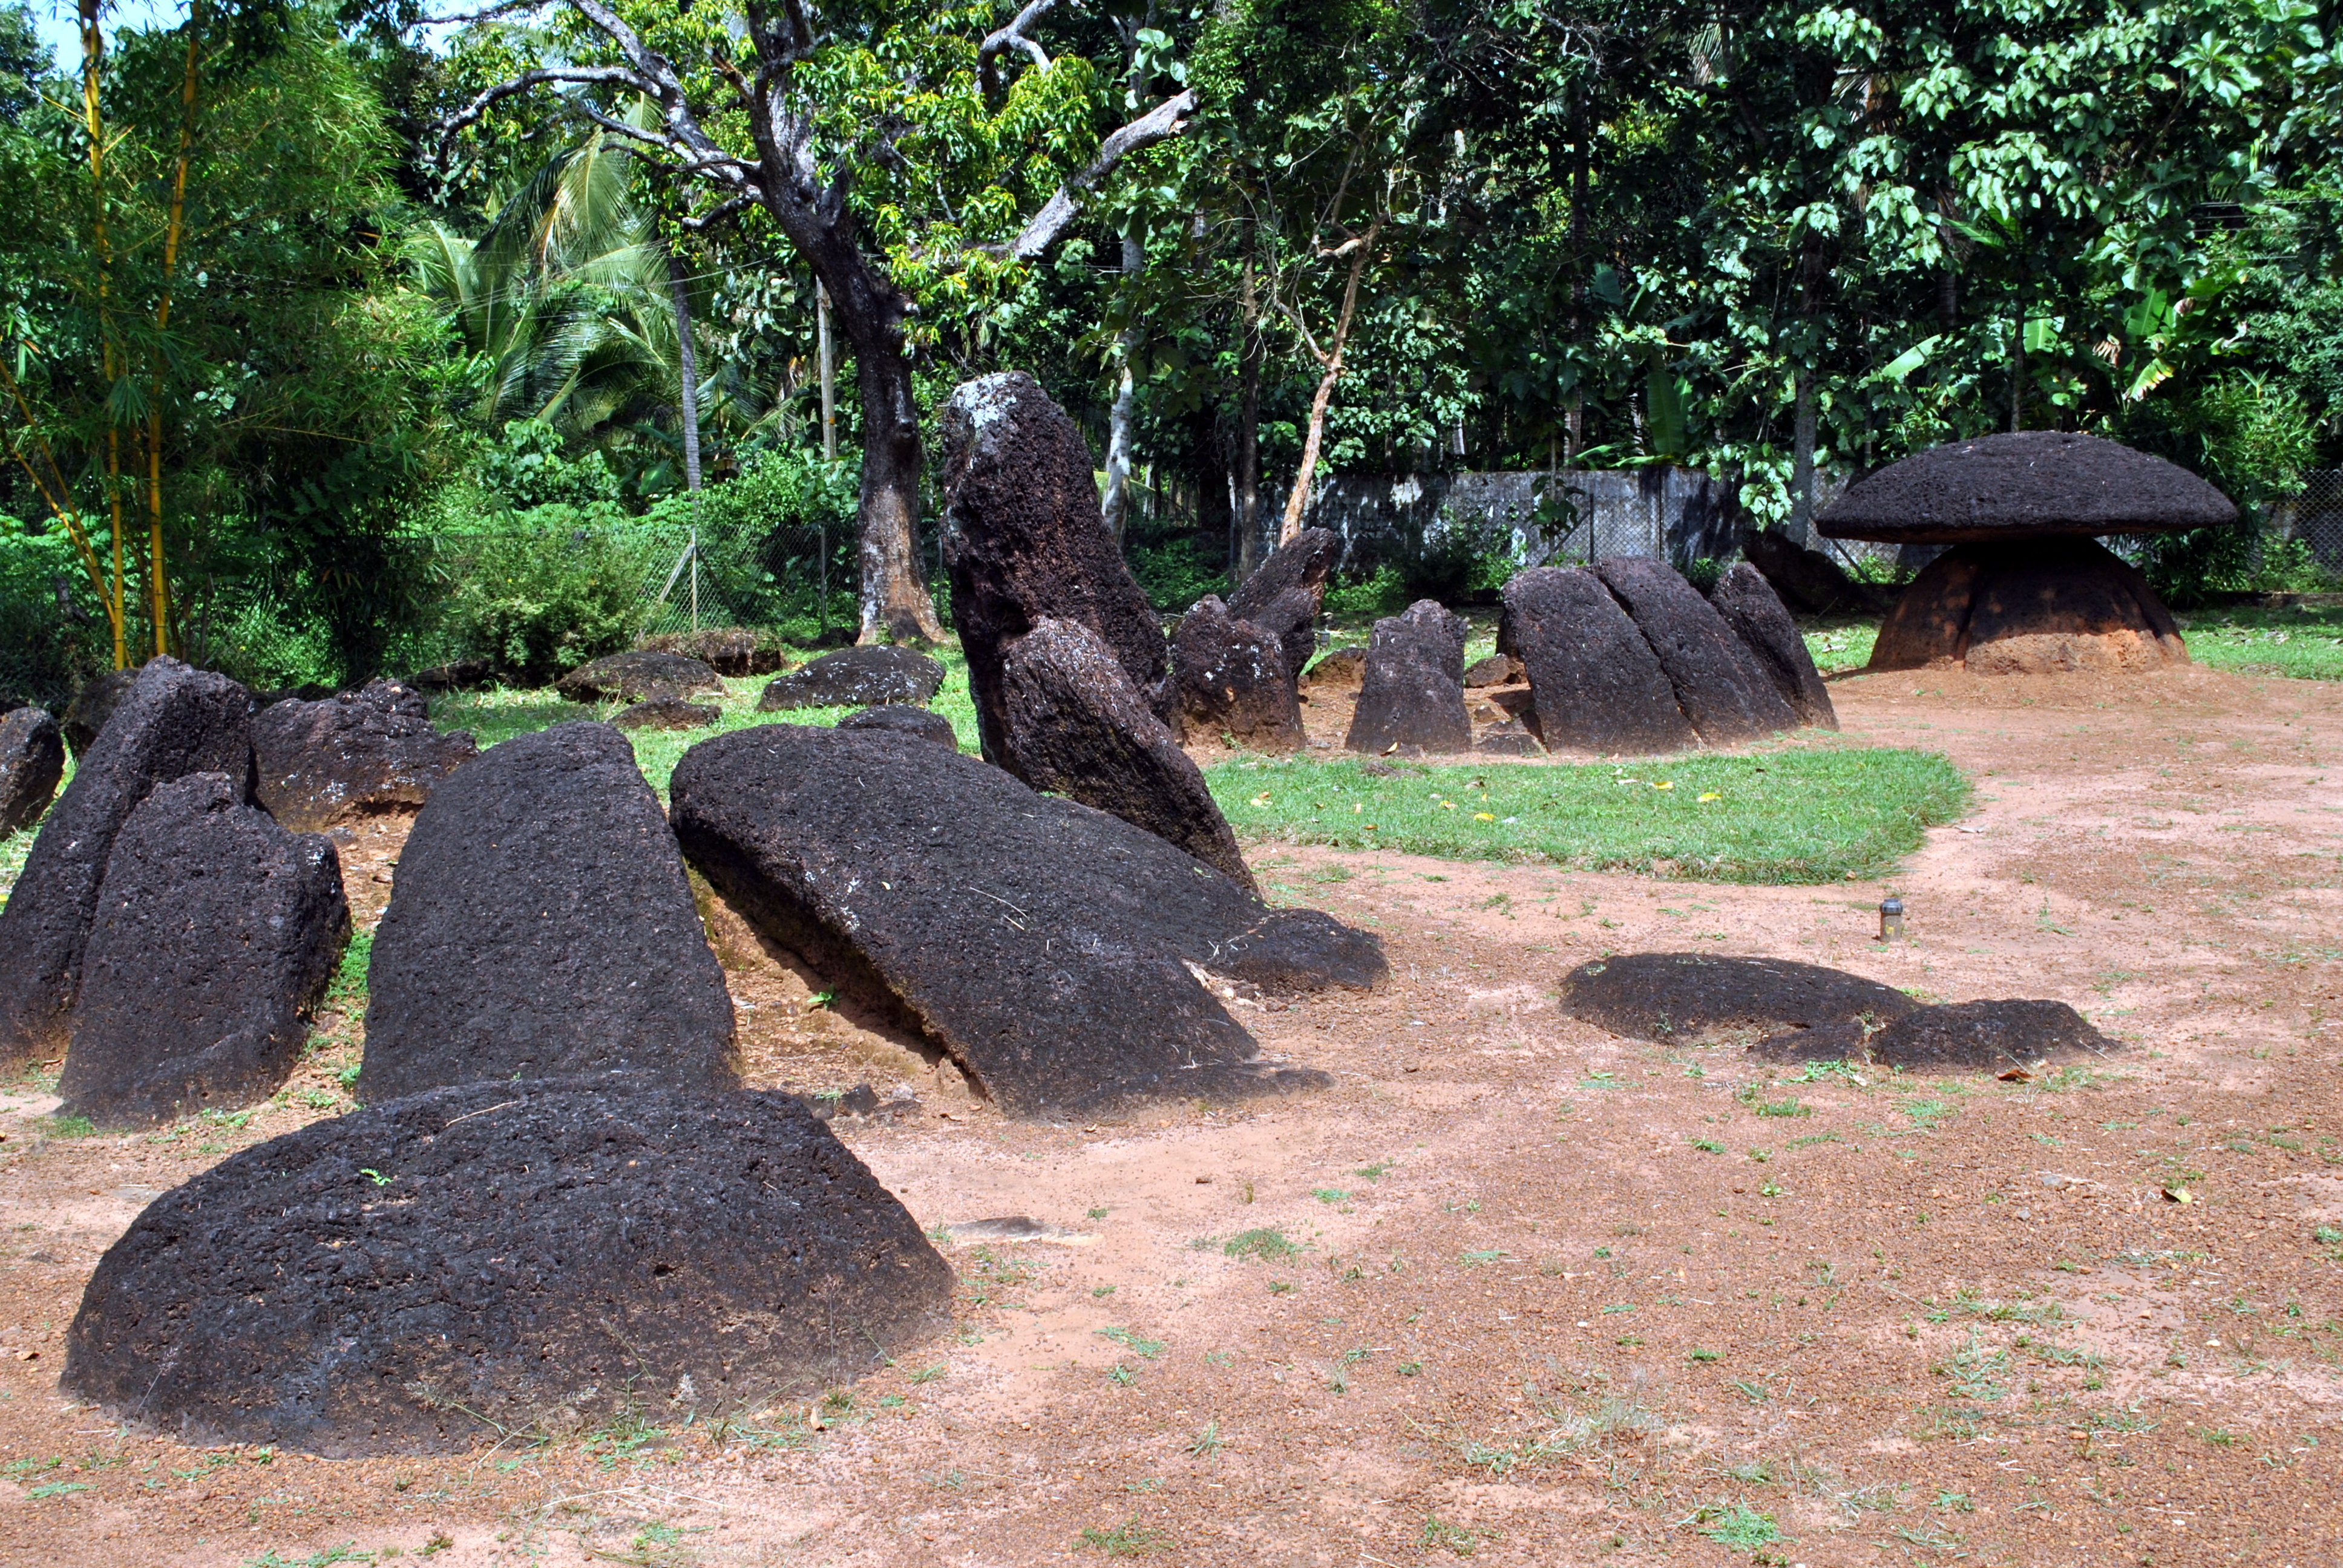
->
<box><xmin>1208</xmin><ymin>746</ymin><xmax>1970</xmax><ymax>884</ymax></box>
<box><xmin>428</xmin><ymin>648</ymin><xmax>985</xmax><ymax>799</ymax></box>
<box><xmin>2174</xmin><ymin>606</ymin><xmax>2343</xmax><ymax>680</ymax></box>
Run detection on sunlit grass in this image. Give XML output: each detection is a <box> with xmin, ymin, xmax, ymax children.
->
<box><xmin>427</xmin><ymin>645</ymin><xmax>984</xmax><ymax>798</ymax></box>
<box><xmin>1207</xmin><ymin>745</ymin><xmax>1970</xmax><ymax>884</ymax></box>
<box><xmin>2175</xmin><ymin>606</ymin><xmax>2343</xmax><ymax>681</ymax></box>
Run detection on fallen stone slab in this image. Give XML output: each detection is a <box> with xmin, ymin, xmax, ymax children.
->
<box><xmin>939</xmin><ymin>373</ymin><xmax>1173</xmax><ymax>759</ymax></box>
<box><xmin>61</xmin><ymin>667</ymin><xmax>139</xmax><ymax>757</ymax></box>
<box><xmin>999</xmin><ymin>618</ymin><xmax>1254</xmax><ymax>889</ymax></box>
<box><xmin>838</xmin><ymin>705</ymin><xmax>959</xmax><ymax>749</ymax></box>
<box><xmin>62</xmin><ymin>1080</ymin><xmax>951</xmax><ymax>1455</ymax></box>
<box><xmin>1499</xmin><ymin>567</ymin><xmax>1695</xmax><ymax>754</ymax></box>
<box><xmin>1475</xmin><ymin>722</ymin><xmax>1543</xmax><ymax>756</ymax></box>
<box><xmin>669</xmin><ymin>724</ymin><xmax>1384</xmax><ymax>1119</ymax></box>
<box><xmin>0</xmin><ymin>659</ymin><xmax>255</xmax><ymax>1068</ymax></box>
<box><xmin>253</xmin><ymin>679</ymin><xmax>479</xmax><ymax>834</ymax></box>
<box><xmin>1593</xmin><ymin>558</ymin><xmax>1795</xmax><ymax>743</ymax></box>
<box><xmin>635</xmin><ymin>628</ymin><xmax>788</xmax><ymax>676</ymax></box>
<box><xmin>756</xmin><ymin>646</ymin><xmax>944</xmax><ymax>712</ymax></box>
<box><xmin>612</xmin><ymin>697</ymin><xmax>722</xmax><ymax>732</ymax></box>
<box><xmin>1708</xmin><ymin>563</ymin><xmax>1837</xmax><ymax>729</ymax></box>
<box><xmin>358</xmin><ymin>722</ymin><xmax>736</xmax><ymax>1102</ymax></box>
<box><xmin>1173</xmin><ymin>596</ymin><xmax>1305</xmax><ymax>752</ymax></box>
<box><xmin>57</xmin><ymin>774</ymin><xmax>347</xmax><ymax>1128</ymax></box>
<box><xmin>1226</xmin><ymin>528</ymin><xmax>1340</xmax><ymax>687</ymax></box>
<box><xmin>1345</xmin><ymin>600</ymin><xmax>1470</xmax><ymax>755</ymax></box>
<box><xmin>555</xmin><ymin>650</ymin><xmax>726</xmax><ymax>705</ymax></box>
<box><xmin>1751</xmin><ymin>998</ymin><xmax>2117</xmax><ymax>1073</ymax></box>
<box><xmin>1303</xmin><ymin>645</ymin><xmax>1366</xmax><ymax>688</ymax></box>
<box><xmin>0</xmin><ymin>706</ymin><xmax>64</xmax><ymax>837</ymax></box>
<box><xmin>1464</xmin><ymin>653</ymin><xmax>1522</xmax><ymax>688</ymax></box>
<box><xmin>1559</xmin><ymin>953</ymin><xmax>1921</xmax><ymax>1045</ymax></box>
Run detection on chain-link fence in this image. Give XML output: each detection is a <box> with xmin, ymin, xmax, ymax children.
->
<box><xmin>2264</xmin><ymin>471</ymin><xmax>2343</xmax><ymax>574</ymax></box>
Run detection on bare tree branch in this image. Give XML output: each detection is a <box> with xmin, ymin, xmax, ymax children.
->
<box><xmin>1001</xmin><ymin>89</ymin><xmax>1196</xmax><ymax>259</ymax></box>
<box><xmin>439</xmin><ymin>67</ymin><xmax>657</xmax><ymax>158</ymax></box>
<box><xmin>979</xmin><ymin>0</ymin><xmax>1058</xmax><ymax>102</ymax></box>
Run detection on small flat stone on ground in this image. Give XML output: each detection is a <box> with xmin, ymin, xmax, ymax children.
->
<box><xmin>1559</xmin><ymin>953</ymin><xmax>1919</xmax><ymax>1045</ymax></box>
<box><xmin>757</xmin><ymin>646</ymin><xmax>945</xmax><ymax>711</ymax></box>
<box><xmin>555</xmin><ymin>650</ymin><xmax>726</xmax><ymax>705</ymax></box>
<box><xmin>612</xmin><ymin>697</ymin><xmax>723</xmax><ymax>731</ymax></box>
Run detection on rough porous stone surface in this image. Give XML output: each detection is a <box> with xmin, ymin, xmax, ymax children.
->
<box><xmin>555</xmin><ymin>651</ymin><xmax>726</xmax><ymax>705</ymax></box>
<box><xmin>358</xmin><ymin>722</ymin><xmax>736</xmax><ymax>1102</ymax></box>
<box><xmin>0</xmin><ymin>706</ymin><xmax>64</xmax><ymax>837</ymax></box>
<box><xmin>1463</xmin><ymin>653</ymin><xmax>1522</xmax><ymax>688</ymax></box>
<box><xmin>1558</xmin><ymin>953</ymin><xmax>1919</xmax><ymax>1046</ymax></box>
<box><xmin>1304</xmin><ymin>646</ymin><xmax>1367</xmax><ymax>688</ymax></box>
<box><xmin>63</xmin><ymin>1081</ymin><xmax>951</xmax><ymax>1456</ymax></box>
<box><xmin>405</xmin><ymin>659</ymin><xmax>495</xmax><ymax>692</ymax></box>
<box><xmin>61</xmin><ymin>668</ymin><xmax>140</xmax><ymax>757</ymax></box>
<box><xmin>1345</xmin><ymin>600</ymin><xmax>1470</xmax><ymax>755</ymax></box>
<box><xmin>57</xmin><ymin>774</ymin><xmax>347</xmax><ymax>1128</ymax></box>
<box><xmin>1475</xmin><ymin>722</ymin><xmax>1544</xmax><ymax>756</ymax></box>
<box><xmin>1497</xmin><ymin>568</ymin><xmax>1697</xmax><ymax>754</ymax></box>
<box><xmin>837</xmin><ymin>705</ymin><xmax>959</xmax><ymax>749</ymax></box>
<box><xmin>1173</xmin><ymin>597</ymin><xmax>1305</xmax><ymax>751</ymax></box>
<box><xmin>1869</xmin><ymin>539</ymin><xmax>2188</xmax><ymax>675</ymax></box>
<box><xmin>1594</xmin><ymin>558</ymin><xmax>1795</xmax><ymax>743</ymax></box>
<box><xmin>1000</xmin><ymin>619</ymin><xmax>1254</xmax><ymax>889</ymax></box>
<box><xmin>1818</xmin><ymin>430</ymin><xmax>2237</xmax><ymax>544</ymax></box>
<box><xmin>1708</xmin><ymin>563</ymin><xmax>1838</xmax><ymax>730</ymax></box>
<box><xmin>253</xmin><ymin>680</ymin><xmax>479</xmax><ymax>834</ymax></box>
<box><xmin>635</xmin><ymin>629</ymin><xmax>787</xmax><ymax>676</ymax></box>
<box><xmin>1226</xmin><ymin>528</ymin><xmax>1340</xmax><ymax>685</ymax></box>
<box><xmin>1749</xmin><ymin>998</ymin><xmax>2118</xmax><ymax>1071</ymax></box>
<box><xmin>669</xmin><ymin>724</ymin><xmax>1384</xmax><ymax>1119</ymax></box>
<box><xmin>1740</xmin><ymin>529</ymin><xmax>1892</xmax><ymax>616</ymax></box>
<box><xmin>0</xmin><ymin>659</ymin><xmax>255</xmax><ymax>1068</ymax></box>
<box><xmin>756</xmin><ymin>646</ymin><xmax>945</xmax><ymax>712</ymax></box>
<box><xmin>611</xmin><ymin>697</ymin><xmax>722</xmax><ymax>732</ymax></box>
<box><xmin>939</xmin><ymin>373</ymin><xmax>1172</xmax><ymax>760</ymax></box>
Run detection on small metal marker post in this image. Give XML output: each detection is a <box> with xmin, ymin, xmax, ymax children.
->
<box><xmin>1878</xmin><ymin>897</ymin><xmax>1905</xmax><ymax>942</ymax></box>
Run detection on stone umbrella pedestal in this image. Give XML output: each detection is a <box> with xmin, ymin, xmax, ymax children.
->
<box><xmin>1818</xmin><ymin>430</ymin><xmax>2236</xmax><ymax>675</ymax></box>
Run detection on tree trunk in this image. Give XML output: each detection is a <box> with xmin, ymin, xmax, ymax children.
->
<box><xmin>1100</xmin><ymin>223</ymin><xmax>1144</xmax><ymax>543</ymax></box>
<box><xmin>851</xmin><ymin>336</ymin><xmax>945</xmax><ymax>645</ymax></box>
<box><xmin>1278</xmin><ymin>223</ymin><xmax>1378</xmax><ymax>544</ymax></box>
<box><xmin>664</xmin><ymin>244</ymin><xmax>702</xmax><ymax>492</ymax></box>
<box><xmin>1233</xmin><ymin>246</ymin><xmax>1265</xmax><ymax>584</ymax></box>
<box><xmin>1790</xmin><ymin>367</ymin><xmax>1817</xmax><ymax>546</ymax></box>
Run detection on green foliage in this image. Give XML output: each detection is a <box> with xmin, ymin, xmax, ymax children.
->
<box><xmin>480</xmin><ymin>421</ymin><xmax>622</xmax><ymax>513</ymax></box>
<box><xmin>1126</xmin><ymin>534</ymin><xmax>1228</xmax><ymax>612</ymax></box>
<box><xmin>434</xmin><ymin>513</ymin><xmax>645</xmax><ymax>682</ymax></box>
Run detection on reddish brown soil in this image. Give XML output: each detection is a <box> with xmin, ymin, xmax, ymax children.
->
<box><xmin>2</xmin><ymin>665</ymin><xmax>2340</xmax><ymax>1566</ymax></box>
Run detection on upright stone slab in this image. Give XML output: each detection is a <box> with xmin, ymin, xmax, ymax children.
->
<box><xmin>939</xmin><ymin>373</ymin><xmax>1172</xmax><ymax>760</ymax></box>
<box><xmin>669</xmin><ymin>724</ymin><xmax>1384</xmax><ymax>1120</ymax></box>
<box><xmin>0</xmin><ymin>707</ymin><xmax>64</xmax><ymax>837</ymax></box>
<box><xmin>0</xmin><ymin>659</ymin><xmax>254</xmax><ymax>1068</ymax></box>
<box><xmin>756</xmin><ymin>646</ymin><xmax>944</xmax><ymax>711</ymax></box>
<box><xmin>358</xmin><ymin>722</ymin><xmax>736</xmax><ymax>1102</ymax></box>
<box><xmin>1001</xmin><ymin>618</ymin><xmax>1255</xmax><ymax>889</ymax></box>
<box><xmin>1227</xmin><ymin>527</ymin><xmax>1340</xmax><ymax>688</ymax></box>
<box><xmin>253</xmin><ymin>679</ymin><xmax>479</xmax><ymax>834</ymax></box>
<box><xmin>1498</xmin><ymin>567</ymin><xmax>1694</xmax><ymax>754</ymax></box>
<box><xmin>1344</xmin><ymin>599</ymin><xmax>1470</xmax><ymax>755</ymax></box>
<box><xmin>64</xmin><ymin>1081</ymin><xmax>952</xmax><ymax>1456</ymax></box>
<box><xmin>1172</xmin><ymin>597</ymin><xmax>1306</xmax><ymax>753</ymax></box>
<box><xmin>1708</xmin><ymin>563</ymin><xmax>1837</xmax><ymax>730</ymax></box>
<box><xmin>1594</xmin><ymin>558</ymin><xmax>1795</xmax><ymax>743</ymax></box>
<box><xmin>57</xmin><ymin>774</ymin><xmax>348</xmax><ymax>1127</ymax></box>
<box><xmin>61</xmin><ymin>668</ymin><xmax>140</xmax><ymax>757</ymax></box>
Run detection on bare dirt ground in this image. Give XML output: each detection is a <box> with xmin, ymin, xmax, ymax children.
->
<box><xmin>1</xmin><ymin>663</ymin><xmax>2340</xmax><ymax>1567</ymax></box>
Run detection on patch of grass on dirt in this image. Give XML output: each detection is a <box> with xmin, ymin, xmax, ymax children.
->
<box><xmin>428</xmin><ymin>645</ymin><xmax>981</xmax><ymax>799</ymax></box>
<box><xmin>1683</xmin><ymin>1501</ymin><xmax>1781</xmax><ymax>1550</ymax></box>
<box><xmin>1207</xmin><ymin>748</ymin><xmax>1968</xmax><ymax>884</ymax></box>
<box><xmin>1804</xmin><ymin>619</ymin><xmax>1879</xmax><ymax>673</ymax></box>
<box><xmin>1223</xmin><ymin>1227</ymin><xmax>1302</xmax><ymax>1261</ymax></box>
<box><xmin>1075</xmin><ymin>1517</ymin><xmax>1171</xmax><ymax>1555</ymax></box>
<box><xmin>2176</xmin><ymin>606</ymin><xmax>2343</xmax><ymax>680</ymax></box>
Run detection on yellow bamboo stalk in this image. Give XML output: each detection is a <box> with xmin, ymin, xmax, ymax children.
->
<box><xmin>144</xmin><ymin>14</ymin><xmax>203</xmax><ymax>659</ymax></box>
<box><xmin>80</xmin><ymin>0</ymin><xmax>127</xmax><ymax>668</ymax></box>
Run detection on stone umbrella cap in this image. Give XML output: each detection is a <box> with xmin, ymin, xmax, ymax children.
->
<box><xmin>1817</xmin><ymin>430</ymin><xmax>2236</xmax><ymax>544</ymax></box>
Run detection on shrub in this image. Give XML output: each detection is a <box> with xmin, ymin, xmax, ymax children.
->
<box><xmin>1126</xmin><ymin>535</ymin><xmax>1229</xmax><ymax>613</ymax></box>
<box><xmin>436</xmin><ymin>507</ymin><xmax>646</xmax><ymax>682</ymax></box>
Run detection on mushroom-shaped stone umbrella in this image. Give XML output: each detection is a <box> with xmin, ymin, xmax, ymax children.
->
<box><xmin>1817</xmin><ymin>430</ymin><xmax>2235</xmax><ymax>675</ymax></box>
